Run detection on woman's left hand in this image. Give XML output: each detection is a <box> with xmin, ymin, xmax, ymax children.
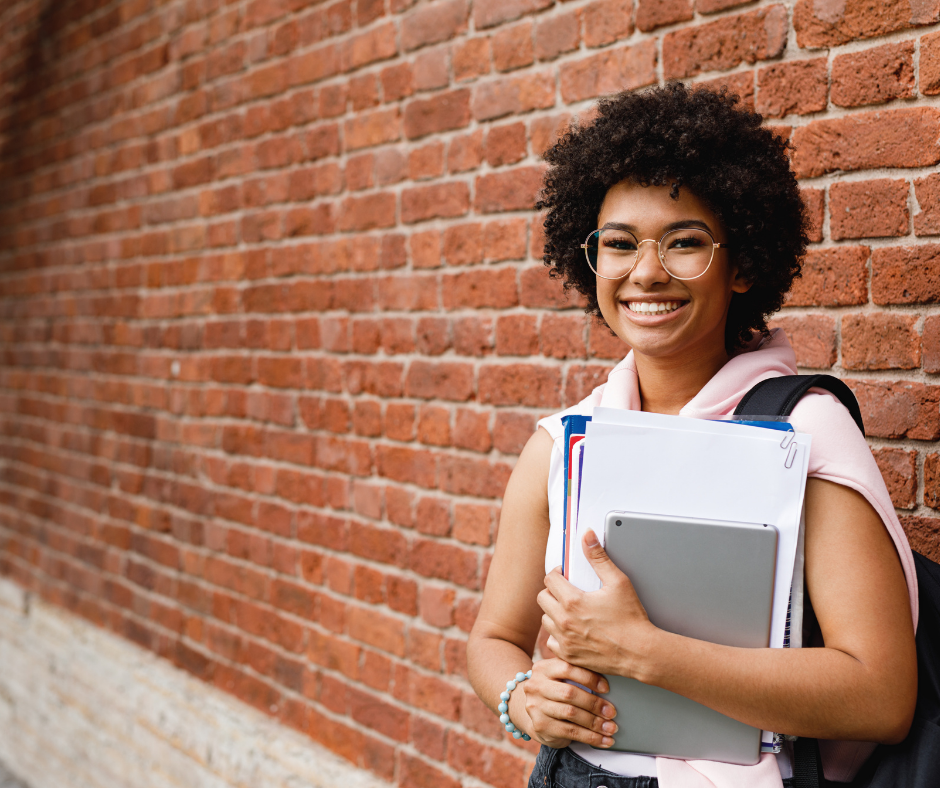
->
<box><xmin>537</xmin><ymin>529</ymin><xmax>658</xmax><ymax>679</ymax></box>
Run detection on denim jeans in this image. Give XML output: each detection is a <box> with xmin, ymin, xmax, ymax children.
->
<box><xmin>527</xmin><ymin>746</ymin><xmax>797</xmax><ymax>788</ymax></box>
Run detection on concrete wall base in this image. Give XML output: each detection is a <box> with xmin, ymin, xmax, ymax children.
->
<box><xmin>0</xmin><ymin>578</ymin><xmax>390</xmax><ymax>788</ymax></box>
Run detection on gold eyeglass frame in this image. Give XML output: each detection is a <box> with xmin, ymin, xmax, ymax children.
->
<box><xmin>580</xmin><ymin>227</ymin><xmax>728</xmax><ymax>281</ymax></box>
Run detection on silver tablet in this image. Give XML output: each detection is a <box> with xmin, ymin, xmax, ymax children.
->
<box><xmin>597</xmin><ymin>511</ymin><xmax>778</xmax><ymax>765</ymax></box>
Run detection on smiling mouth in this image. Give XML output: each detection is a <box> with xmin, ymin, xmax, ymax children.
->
<box><xmin>626</xmin><ymin>301</ymin><xmax>687</xmax><ymax>314</ymax></box>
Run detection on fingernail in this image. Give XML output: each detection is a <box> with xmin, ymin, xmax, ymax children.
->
<box><xmin>601</xmin><ymin>704</ymin><xmax>614</xmax><ymax>718</ymax></box>
<box><xmin>602</xmin><ymin>721</ymin><xmax>617</xmax><ymax>734</ymax></box>
<box><xmin>601</xmin><ymin>737</ymin><xmax>615</xmax><ymax>747</ymax></box>
<box><xmin>584</xmin><ymin>530</ymin><xmax>599</xmax><ymax>547</ymax></box>
<box><xmin>598</xmin><ymin>680</ymin><xmax>609</xmax><ymax>694</ymax></box>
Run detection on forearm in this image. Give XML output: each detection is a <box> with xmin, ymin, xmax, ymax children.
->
<box><xmin>467</xmin><ymin>630</ymin><xmax>535</xmax><ymax>716</ymax></box>
<box><xmin>635</xmin><ymin>630</ymin><xmax>914</xmax><ymax>743</ymax></box>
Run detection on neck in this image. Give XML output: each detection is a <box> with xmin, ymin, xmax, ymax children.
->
<box><xmin>635</xmin><ymin>343</ymin><xmax>731</xmax><ymax>416</ymax></box>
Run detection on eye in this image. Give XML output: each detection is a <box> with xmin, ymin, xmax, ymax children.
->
<box><xmin>602</xmin><ymin>232</ymin><xmax>637</xmax><ymax>252</ymax></box>
<box><xmin>665</xmin><ymin>231</ymin><xmax>708</xmax><ymax>250</ymax></box>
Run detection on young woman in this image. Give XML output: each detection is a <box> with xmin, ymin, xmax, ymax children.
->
<box><xmin>467</xmin><ymin>84</ymin><xmax>918</xmax><ymax>788</ymax></box>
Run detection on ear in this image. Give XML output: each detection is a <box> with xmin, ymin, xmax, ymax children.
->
<box><xmin>730</xmin><ymin>266</ymin><xmax>752</xmax><ymax>294</ymax></box>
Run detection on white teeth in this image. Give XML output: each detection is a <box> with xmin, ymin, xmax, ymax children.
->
<box><xmin>627</xmin><ymin>301</ymin><xmax>682</xmax><ymax>314</ymax></box>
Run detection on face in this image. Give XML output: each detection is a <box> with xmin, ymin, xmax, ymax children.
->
<box><xmin>594</xmin><ymin>180</ymin><xmax>751</xmax><ymax>365</ymax></box>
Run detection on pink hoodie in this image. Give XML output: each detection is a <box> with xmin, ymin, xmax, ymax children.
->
<box><xmin>537</xmin><ymin>328</ymin><xmax>918</xmax><ymax>787</ymax></box>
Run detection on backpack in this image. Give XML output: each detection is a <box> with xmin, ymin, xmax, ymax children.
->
<box><xmin>734</xmin><ymin>375</ymin><xmax>940</xmax><ymax>788</ymax></box>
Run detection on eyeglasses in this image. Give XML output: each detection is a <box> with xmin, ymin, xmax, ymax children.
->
<box><xmin>581</xmin><ymin>227</ymin><xmax>728</xmax><ymax>281</ymax></box>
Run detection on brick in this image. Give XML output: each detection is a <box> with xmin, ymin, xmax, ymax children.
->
<box><xmin>338</xmin><ymin>192</ymin><xmax>396</xmax><ymax>232</ymax></box>
<box><xmin>409</xmin><ymin>627</ymin><xmax>444</xmax><ymax>671</ymax></box>
<box><xmin>478</xmin><ymin>362</ymin><xmax>562</xmax><ymax>407</ymax></box>
<box><xmin>831</xmin><ymin>42</ymin><xmax>914</xmax><ymax>108</ymax></box>
<box><xmin>636</xmin><ymin>0</ymin><xmax>692</xmax><ymax>32</ymax></box>
<box><xmin>484</xmin><ymin>122</ymin><xmax>527</xmax><ymax>167</ymax></box>
<box><xmin>404</xmin><ymin>89</ymin><xmax>471</xmax><ymax>139</ymax></box>
<box><xmin>443</xmin><ymin>223</ymin><xmax>484</xmax><ymax>265</ymax></box>
<box><xmin>926</xmin><ymin>316</ymin><xmax>940</xmax><ymax>373</ymax></box>
<box><xmin>492</xmin><ymin>21</ymin><xmax>535</xmax><ymax>72</ymax></box>
<box><xmin>694</xmin><ymin>71</ymin><xmax>755</xmax><ymax>109</ymax></box>
<box><xmin>791</xmin><ymin>108</ymin><xmax>940</xmax><ymax>178</ymax></box>
<box><xmin>348</xmin><ymin>22</ymin><xmax>398</xmax><ymax>69</ymax></box>
<box><xmin>381</xmin><ymin>62</ymin><xmax>415</xmax><ymax>102</ymax></box>
<box><xmin>387</xmin><ymin>575</ymin><xmax>419</xmax><ymax>615</ymax></box>
<box><xmin>535</xmin><ymin>10</ymin><xmax>581</xmax><ymax>61</ymax></box>
<box><xmin>475</xmin><ymin>166</ymin><xmax>544</xmax><ymax>213</ymax></box>
<box><xmin>663</xmin><ymin>5</ymin><xmax>787</xmax><ymax>80</ymax></box>
<box><xmin>927</xmin><ymin>454</ymin><xmax>940</xmax><ymax>510</ymax></box>
<box><xmin>471</xmin><ymin>71</ymin><xmax>555</xmax><ymax>121</ymax></box>
<box><xmin>439</xmin><ymin>455</ymin><xmax>513</xmax><ymax>498</ymax></box>
<box><xmin>453</xmin><ymin>408</ymin><xmax>493</xmax><ymax>452</ymax></box>
<box><xmin>401</xmin><ymin>0</ymin><xmax>468</xmax><ymax>51</ymax></box>
<box><xmin>375</xmin><ymin>445</ymin><xmax>437</xmax><ymax>487</ymax></box>
<box><xmin>849</xmin><ymin>380</ymin><xmax>940</xmax><ymax>440</ymax></box>
<box><xmin>902</xmin><ymin>515</ymin><xmax>940</xmax><ymax>562</ymax></box>
<box><xmin>406</xmin><ymin>361</ymin><xmax>474</xmax><ymax>401</ymax></box>
<box><xmin>409</xmin><ymin>142</ymin><xmax>445</xmax><ymax>181</ymax></box>
<box><xmin>447</xmin><ymin>129</ymin><xmax>484</xmax><ymax>173</ymax></box>
<box><xmin>785</xmin><ymin>246</ymin><xmax>869</xmax><ymax>307</ymax></box>
<box><xmin>872</xmin><ymin>244</ymin><xmax>940</xmax><ymax>304</ymax></box>
<box><xmin>448</xmin><ymin>731</ymin><xmax>531</xmax><ymax>788</ymax></box>
<box><xmin>399</xmin><ymin>752</ymin><xmax>461</xmax><ymax>788</ymax></box>
<box><xmin>442</xmin><ymin>268</ymin><xmax>519</xmax><ymax>309</ymax></box>
<box><xmin>914</xmin><ymin>173</ymin><xmax>940</xmax><ymax>236</ymax></box>
<box><xmin>417</xmin><ymin>317</ymin><xmax>452</xmax><ymax>354</ymax></box>
<box><xmin>697</xmin><ymin>0</ymin><xmax>754</xmax><ymax>11</ymax></box>
<box><xmin>794</xmin><ymin>0</ymin><xmax>940</xmax><ymax>48</ymax></box>
<box><xmin>453</xmin><ymin>38</ymin><xmax>491</xmax><ymax>82</ymax></box>
<box><xmin>560</xmin><ymin>41</ymin><xmax>658</xmax><ymax>104</ymax></box>
<box><xmin>410</xmin><ymin>229</ymin><xmax>442</xmax><ymax>268</ymax></box>
<box><xmin>410</xmin><ymin>538</ymin><xmax>479</xmax><ymax>587</ymax></box>
<box><xmin>565</xmin><ymin>363</ymin><xmax>615</xmax><ymax>405</ymax></box>
<box><xmin>829</xmin><ymin>179</ymin><xmax>909</xmax><ymax>240</ymax></box>
<box><xmin>923</xmin><ymin>31</ymin><xmax>940</xmax><ymax>95</ymax></box>
<box><xmin>583</xmin><ymin>0</ymin><xmax>633</xmax><ymax>47</ymax></box>
<box><xmin>473</xmin><ymin>0</ymin><xmax>553</xmax><ymax>29</ymax></box>
<box><xmin>841</xmin><ymin>313</ymin><xmax>920</xmax><ymax>370</ymax></box>
<box><xmin>348</xmin><ymin>605</ymin><xmax>406</xmax><ymax>656</ymax></box>
<box><xmin>349</xmin><ymin>73</ymin><xmax>380</xmax><ymax>110</ymax></box>
<box><xmin>414</xmin><ymin>47</ymin><xmax>450</xmax><ymax>91</ymax></box>
<box><xmin>496</xmin><ymin>314</ymin><xmax>540</xmax><ymax>356</ymax></box>
<box><xmin>541</xmin><ymin>312</ymin><xmax>587</xmax><ymax>359</ymax></box>
<box><xmin>420</xmin><ymin>584</ymin><xmax>456</xmax><ymax>627</ymax></box>
<box><xmin>530</xmin><ymin>113</ymin><xmax>573</xmax><ymax>156</ymax></box>
<box><xmin>755</xmin><ymin>59</ymin><xmax>828</xmax><ymax>119</ymax></box>
<box><xmin>412</xmin><ymin>716</ymin><xmax>448</xmax><ymax>760</ymax></box>
<box><xmin>493</xmin><ymin>411</ymin><xmax>537</xmax><ymax>454</ymax></box>
<box><xmin>768</xmin><ymin>315</ymin><xmax>836</xmax><ymax>369</ymax></box>
<box><xmin>401</xmin><ymin>182</ymin><xmax>471</xmax><ymax>223</ymax></box>
<box><xmin>453</xmin><ymin>502</ymin><xmax>494</xmax><ymax>546</ymax></box>
<box><xmin>871</xmin><ymin>448</ymin><xmax>917</xmax><ymax>510</ymax></box>
<box><xmin>416</xmin><ymin>496</ymin><xmax>452</xmax><ymax>536</ymax></box>
<box><xmin>801</xmin><ymin>187</ymin><xmax>824</xmax><ymax>243</ymax></box>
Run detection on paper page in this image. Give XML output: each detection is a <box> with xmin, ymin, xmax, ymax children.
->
<box><xmin>571</xmin><ymin>417</ymin><xmax>811</xmax><ymax>651</ymax></box>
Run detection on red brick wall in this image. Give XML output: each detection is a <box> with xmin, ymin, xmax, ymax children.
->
<box><xmin>1</xmin><ymin>0</ymin><xmax>939</xmax><ymax>785</ymax></box>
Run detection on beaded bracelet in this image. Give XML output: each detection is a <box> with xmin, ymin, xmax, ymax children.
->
<box><xmin>497</xmin><ymin>670</ymin><xmax>532</xmax><ymax>740</ymax></box>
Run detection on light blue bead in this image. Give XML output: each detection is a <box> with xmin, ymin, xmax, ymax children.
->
<box><xmin>497</xmin><ymin>702</ymin><xmax>508</xmax><ymax>713</ymax></box>
<box><xmin>515</xmin><ymin>672</ymin><xmax>526</xmax><ymax>682</ymax></box>
<box><xmin>499</xmin><ymin>713</ymin><xmax>510</xmax><ymax>724</ymax></box>
<box><xmin>505</xmin><ymin>722</ymin><xmax>515</xmax><ymax>732</ymax></box>
<box><xmin>513</xmin><ymin>730</ymin><xmax>522</xmax><ymax>739</ymax></box>
<box><xmin>506</xmin><ymin>680</ymin><xmax>516</xmax><ymax>690</ymax></box>
<box><xmin>522</xmin><ymin>734</ymin><xmax>531</xmax><ymax>741</ymax></box>
<box><xmin>526</xmin><ymin>670</ymin><xmax>532</xmax><ymax>678</ymax></box>
<box><xmin>499</xmin><ymin>691</ymin><xmax>510</xmax><ymax>701</ymax></box>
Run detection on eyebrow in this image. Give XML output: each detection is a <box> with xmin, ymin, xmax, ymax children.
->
<box><xmin>600</xmin><ymin>219</ymin><xmax>714</xmax><ymax>234</ymax></box>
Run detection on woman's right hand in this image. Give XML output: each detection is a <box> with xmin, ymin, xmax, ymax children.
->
<box><xmin>515</xmin><ymin>658</ymin><xmax>618</xmax><ymax>748</ymax></box>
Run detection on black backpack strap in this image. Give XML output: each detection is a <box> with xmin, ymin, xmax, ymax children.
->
<box><xmin>792</xmin><ymin>737</ymin><xmax>824</xmax><ymax>788</ymax></box>
<box><xmin>733</xmin><ymin>374</ymin><xmax>865</xmax><ymax>437</ymax></box>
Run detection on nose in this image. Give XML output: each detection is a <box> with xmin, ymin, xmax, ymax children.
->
<box><xmin>628</xmin><ymin>239</ymin><xmax>671</xmax><ymax>287</ymax></box>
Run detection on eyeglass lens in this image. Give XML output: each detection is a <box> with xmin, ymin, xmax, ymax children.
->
<box><xmin>584</xmin><ymin>228</ymin><xmax>715</xmax><ymax>280</ymax></box>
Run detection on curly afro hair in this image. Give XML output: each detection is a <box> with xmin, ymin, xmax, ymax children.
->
<box><xmin>538</xmin><ymin>82</ymin><xmax>809</xmax><ymax>352</ymax></box>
